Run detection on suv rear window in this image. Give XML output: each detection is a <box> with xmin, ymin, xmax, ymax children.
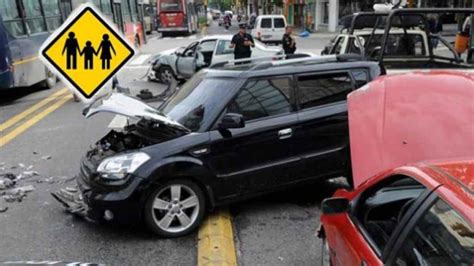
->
<box><xmin>274</xmin><ymin>18</ymin><xmax>285</xmax><ymax>28</ymax></box>
<box><xmin>261</xmin><ymin>18</ymin><xmax>272</xmax><ymax>28</ymax></box>
<box><xmin>297</xmin><ymin>72</ymin><xmax>353</xmax><ymax>109</ymax></box>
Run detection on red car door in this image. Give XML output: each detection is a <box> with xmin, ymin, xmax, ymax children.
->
<box><xmin>321</xmin><ymin>172</ymin><xmax>437</xmax><ymax>266</ymax></box>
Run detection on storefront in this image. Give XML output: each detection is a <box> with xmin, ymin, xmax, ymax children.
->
<box><xmin>313</xmin><ymin>0</ymin><xmax>470</xmax><ymax>32</ymax></box>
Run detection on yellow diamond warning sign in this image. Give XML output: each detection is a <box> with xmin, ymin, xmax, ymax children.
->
<box><xmin>40</xmin><ymin>4</ymin><xmax>134</xmax><ymax>100</ymax></box>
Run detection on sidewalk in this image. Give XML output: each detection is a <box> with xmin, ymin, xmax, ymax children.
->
<box><xmin>293</xmin><ymin>27</ymin><xmax>337</xmax><ymax>39</ymax></box>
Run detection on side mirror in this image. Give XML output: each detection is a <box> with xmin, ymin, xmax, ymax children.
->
<box><xmin>321</xmin><ymin>197</ymin><xmax>349</xmax><ymax>215</ymax></box>
<box><xmin>219</xmin><ymin>113</ymin><xmax>245</xmax><ymax>129</ymax></box>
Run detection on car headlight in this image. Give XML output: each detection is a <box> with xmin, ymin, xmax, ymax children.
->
<box><xmin>97</xmin><ymin>152</ymin><xmax>150</xmax><ymax>180</ymax></box>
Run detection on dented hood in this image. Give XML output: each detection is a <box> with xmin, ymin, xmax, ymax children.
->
<box><xmin>348</xmin><ymin>72</ymin><xmax>474</xmax><ymax>188</ymax></box>
<box><xmin>83</xmin><ymin>93</ymin><xmax>190</xmax><ymax>132</ymax></box>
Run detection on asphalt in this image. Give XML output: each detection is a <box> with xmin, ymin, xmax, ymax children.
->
<box><xmin>0</xmin><ymin>19</ymin><xmax>338</xmax><ymax>265</ymax></box>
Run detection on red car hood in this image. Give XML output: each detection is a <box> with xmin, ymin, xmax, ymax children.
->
<box><xmin>348</xmin><ymin>71</ymin><xmax>474</xmax><ymax>188</ymax></box>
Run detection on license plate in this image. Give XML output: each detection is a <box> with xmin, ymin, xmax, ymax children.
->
<box><xmin>261</xmin><ymin>35</ymin><xmax>272</xmax><ymax>39</ymax></box>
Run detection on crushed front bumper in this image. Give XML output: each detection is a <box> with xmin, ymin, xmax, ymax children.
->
<box><xmin>52</xmin><ymin>159</ymin><xmax>146</xmax><ymax>224</ymax></box>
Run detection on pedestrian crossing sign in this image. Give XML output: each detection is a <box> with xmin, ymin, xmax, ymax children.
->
<box><xmin>40</xmin><ymin>4</ymin><xmax>135</xmax><ymax>100</ymax></box>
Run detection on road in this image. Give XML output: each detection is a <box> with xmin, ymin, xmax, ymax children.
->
<box><xmin>0</xmin><ymin>20</ymin><xmax>340</xmax><ymax>265</ymax></box>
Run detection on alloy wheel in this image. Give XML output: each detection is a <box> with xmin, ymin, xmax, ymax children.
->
<box><xmin>151</xmin><ymin>184</ymin><xmax>200</xmax><ymax>234</ymax></box>
<box><xmin>160</xmin><ymin>67</ymin><xmax>173</xmax><ymax>84</ymax></box>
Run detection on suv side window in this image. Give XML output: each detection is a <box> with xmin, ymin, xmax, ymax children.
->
<box><xmin>394</xmin><ymin>199</ymin><xmax>474</xmax><ymax>266</ymax></box>
<box><xmin>227</xmin><ymin>78</ymin><xmax>292</xmax><ymax>121</ymax></box>
<box><xmin>297</xmin><ymin>72</ymin><xmax>353</xmax><ymax>109</ymax></box>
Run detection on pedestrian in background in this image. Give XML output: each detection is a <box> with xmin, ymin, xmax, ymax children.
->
<box><xmin>230</xmin><ymin>24</ymin><xmax>255</xmax><ymax>63</ymax></box>
<box><xmin>282</xmin><ymin>26</ymin><xmax>296</xmax><ymax>55</ymax></box>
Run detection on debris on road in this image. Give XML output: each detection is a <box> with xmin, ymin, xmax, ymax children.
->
<box><xmin>0</xmin><ymin>175</ymin><xmax>15</xmax><ymax>189</ymax></box>
<box><xmin>0</xmin><ymin>206</ymin><xmax>8</xmax><ymax>213</ymax></box>
<box><xmin>51</xmin><ymin>188</ymin><xmax>94</xmax><ymax>222</ymax></box>
<box><xmin>41</xmin><ymin>155</ymin><xmax>52</xmax><ymax>160</ymax></box>
<box><xmin>65</xmin><ymin>187</ymin><xmax>78</xmax><ymax>193</ymax></box>
<box><xmin>1</xmin><ymin>185</ymin><xmax>35</xmax><ymax>202</ymax></box>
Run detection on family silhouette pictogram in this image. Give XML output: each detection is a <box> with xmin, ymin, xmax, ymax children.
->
<box><xmin>61</xmin><ymin>32</ymin><xmax>116</xmax><ymax>70</ymax></box>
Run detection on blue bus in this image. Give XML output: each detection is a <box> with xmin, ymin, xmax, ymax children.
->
<box><xmin>0</xmin><ymin>0</ymin><xmax>72</xmax><ymax>90</ymax></box>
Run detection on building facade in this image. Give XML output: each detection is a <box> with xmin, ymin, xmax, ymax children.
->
<box><xmin>281</xmin><ymin>0</ymin><xmax>473</xmax><ymax>33</ymax></box>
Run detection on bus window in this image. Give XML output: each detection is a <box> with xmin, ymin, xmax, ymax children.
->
<box><xmin>122</xmin><ymin>0</ymin><xmax>131</xmax><ymax>23</ymax></box>
<box><xmin>42</xmin><ymin>0</ymin><xmax>61</xmax><ymax>31</ymax></box>
<box><xmin>23</xmin><ymin>0</ymin><xmax>47</xmax><ymax>34</ymax></box>
<box><xmin>91</xmin><ymin>0</ymin><xmax>100</xmax><ymax>8</ymax></box>
<box><xmin>101</xmin><ymin>0</ymin><xmax>112</xmax><ymax>16</ymax></box>
<box><xmin>130</xmin><ymin>0</ymin><xmax>138</xmax><ymax>22</ymax></box>
<box><xmin>160</xmin><ymin>0</ymin><xmax>182</xmax><ymax>12</ymax></box>
<box><xmin>0</xmin><ymin>0</ymin><xmax>26</xmax><ymax>36</ymax></box>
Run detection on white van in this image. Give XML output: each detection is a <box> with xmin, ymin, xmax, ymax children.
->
<box><xmin>251</xmin><ymin>15</ymin><xmax>287</xmax><ymax>44</ymax></box>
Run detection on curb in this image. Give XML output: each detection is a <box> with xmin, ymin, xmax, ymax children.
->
<box><xmin>197</xmin><ymin>209</ymin><xmax>237</xmax><ymax>266</ymax></box>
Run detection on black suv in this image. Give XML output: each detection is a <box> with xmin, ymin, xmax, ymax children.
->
<box><xmin>60</xmin><ymin>56</ymin><xmax>383</xmax><ymax>237</ymax></box>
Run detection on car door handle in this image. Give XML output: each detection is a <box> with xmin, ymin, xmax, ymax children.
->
<box><xmin>278</xmin><ymin>128</ymin><xmax>292</xmax><ymax>139</ymax></box>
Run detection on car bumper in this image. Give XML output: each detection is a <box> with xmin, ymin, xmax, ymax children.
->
<box><xmin>76</xmin><ymin>162</ymin><xmax>146</xmax><ymax>223</ymax></box>
<box><xmin>158</xmin><ymin>27</ymin><xmax>188</xmax><ymax>32</ymax></box>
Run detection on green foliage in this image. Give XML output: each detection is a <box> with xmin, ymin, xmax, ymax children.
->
<box><xmin>208</xmin><ymin>0</ymin><xmax>234</xmax><ymax>11</ymax></box>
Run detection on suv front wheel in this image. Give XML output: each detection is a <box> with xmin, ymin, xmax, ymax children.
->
<box><xmin>144</xmin><ymin>179</ymin><xmax>205</xmax><ymax>237</ymax></box>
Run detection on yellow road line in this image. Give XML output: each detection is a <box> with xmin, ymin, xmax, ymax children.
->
<box><xmin>197</xmin><ymin>209</ymin><xmax>237</xmax><ymax>266</ymax></box>
<box><xmin>0</xmin><ymin>94</ymin><xmax>73</xmax><ymax>148</ymax></box>
<box><xmin>0</xmin><ymin>88</ymin><xmax>69</xmax><ymax>132</ymax></box>
<box><xmin>12</xmin><ymin>56</ymin><xmax>39</xmax><ymax>66</ymax></box>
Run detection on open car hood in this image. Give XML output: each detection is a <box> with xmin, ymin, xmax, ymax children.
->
<box><xmin>83</xmin><ymin>93</ymin><xmax>190</xmax><ymax>132</ymax></box>
<box><xmin>348</xmin><ymin>71</ymin><xmax>474</xmax><ymax>188</ymax></box>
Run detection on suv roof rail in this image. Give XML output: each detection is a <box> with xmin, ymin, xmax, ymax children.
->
<box><xmin>209</xmin><ymin>54</ymin><xmax>366</xmax><ymax>72</ymax></box>
<box><xmin>209</xmin><ymin>55</ymin><xmax>286</xmax><ymax>68</ymax></box>
<box><xmin>270</xmin><ymin>54</ymin><xmax>364</xmax><ymax>66</ymax></box>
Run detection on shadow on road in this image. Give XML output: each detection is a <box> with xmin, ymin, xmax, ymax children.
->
<box><xmin>230</xmin><ymin>178</ymin><xmax>350</xmax><ymax>215</ymax></box>
<box><xmin>0</xmin><ymin>85</ymin><xmax>49</xmax><ymax>106</ymax></box>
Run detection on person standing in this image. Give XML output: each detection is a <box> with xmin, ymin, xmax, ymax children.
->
<box><xmin>97</xmin><ymin>34</ymin><xmax>116</xmax><ymax>70</ymax></box>
<box><xmin>230</xmin><ymin>24</ymin><xmax>255</xmax><ymax>63</ymax></box>
<box><xmin>61</xmin><ymin>32</ymin><xmax>80</xmax><ymax>69</ymax></box>
<box><xmin>282</xmin><ymin>26</ymin><xmax>296</xmax><ymax>55</ymax></box>
<box><xmin>80</xmin><ymin>41</ymin><xmax>98</xmax><ymax>70</ymax></box>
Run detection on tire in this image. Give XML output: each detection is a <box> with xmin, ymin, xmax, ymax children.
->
<box><xmin>42</xmin><ymin>69</ymin><xmax>57</xmax><ymax>89</ymax></box>
<box><xmin>321</xmin><ymin>237</ymin><xmax>331</xmax><ymax>266</ymax></box>
<box><xmin>158</xmin><ymin>66</ymin><xmax>175</xmax><ymax>84</ymax></box>
<box><xmin>144</xmin><ymin>179</ymin><xmax>206</xmax><ymax>238</ymax></box>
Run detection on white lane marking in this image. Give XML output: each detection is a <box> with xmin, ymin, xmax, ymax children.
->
<box><xmin>188</xmin><ymin>35</ymin><xmax>197</xmax><ymax>39</ymax></box>
<box><xmin>129</xmin><ymin>54</ymin><xmax>151</xmax><ymax>65</ymax></box>
<box><xmin>176</xmin><ymin>37</ymin><xmax>184</xmax><ymax>39</ymax></box>
<box><xmin>162</xmin><ymin>37</ymin><xmax>171</xmax><ymax>40</ymax></box>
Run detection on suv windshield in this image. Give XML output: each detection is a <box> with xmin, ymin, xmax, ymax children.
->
<box><xmin>160</xmin><ymin>76</ymin><xmax>236</xmax><ymax>132</ymax></box>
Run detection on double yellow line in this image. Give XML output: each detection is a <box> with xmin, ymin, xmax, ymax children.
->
<box><xmin>0</xmin><ymin>88</ymin><xmax>72</xmax><ymax>148</ymax></box>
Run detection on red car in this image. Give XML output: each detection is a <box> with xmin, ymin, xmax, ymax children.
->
<box><xmin>319</xmin><ymin>72</ymin><xmax>474</xmax><ymax>266</ymax></box>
